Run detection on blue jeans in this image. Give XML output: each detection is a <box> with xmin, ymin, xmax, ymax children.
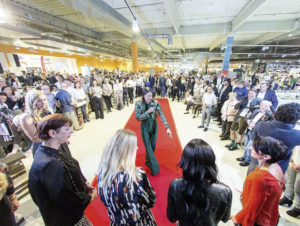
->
<box><xmin>243</xmin><ymin>130</ymin><xmax>253</xmax><ymax>163</ymax></box>
<box><xmin>160</xmin><ymin>86</ymin><xmax>166</xmax><ymax>97</ymax></box>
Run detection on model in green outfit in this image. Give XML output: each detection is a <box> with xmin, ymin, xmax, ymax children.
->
<box><xmin>135</xmin><ymin>88</ymin><xmax>172</xmax><ymax>176</ymax></box>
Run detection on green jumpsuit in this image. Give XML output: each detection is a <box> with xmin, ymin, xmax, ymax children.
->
<box><xmin>135</xmin><ymin>99</ymin><xmax>170</xmax><ymax>176</ymax></box>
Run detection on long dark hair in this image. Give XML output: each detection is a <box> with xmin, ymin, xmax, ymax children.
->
<box><xmin>179</xmin><ymin>138</ymin><xmax>218</xmax><ymax>225</ymax></box>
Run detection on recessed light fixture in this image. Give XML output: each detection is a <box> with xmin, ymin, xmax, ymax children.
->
<box><xmin>132</xmin><ymin>19</ymin><xmax>139</xmax><ymax>33</ymax></box>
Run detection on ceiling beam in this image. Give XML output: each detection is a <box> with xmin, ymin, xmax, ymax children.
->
<box><xmin>163</xmin><ymin>0</ymin><xmax>180</xmax><ymax>35</ymax></box>
<box><xmin>143</xmin><ymin>19</ymin><xmax>297</xmax><ymax>36</ymax></box>
<box><xmin>209</xmin><ymin>33</ymin><xmax>228</xmax><ymax>51</ymax></box>
<box><xmin>232</xmin><ymin>0</ymin><xmax>267</xmax><ymax>31</ymax></box>
<box><xmin>235</xmin><ymin>32</ymin><xmax>286</xmax><ymax>51</ymax></box>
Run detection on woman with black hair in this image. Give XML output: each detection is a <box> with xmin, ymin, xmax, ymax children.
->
<box><xmin>232</xmin><ymin>136</ymin><xmax>288</xmax><ymax>226</ymax></box>
<box><xmin>135</xmin><ymin>88</ymin><xmax>172</xmax><ymax>176</ymax></box>
<box><xmin>167</xmin><ymin>139</ymin><xmax>232</xmax><ymax>225</ymax></box>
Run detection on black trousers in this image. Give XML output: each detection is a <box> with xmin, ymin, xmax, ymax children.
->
<box><xmin>93</xmin><ymin>96</ymin><xmax>104</xmax><ymax>119</ymax></box>
<box><xmin>221</xmin><ymin>120</ymin><xmax>232</xmax><ymax>138</ymax></box>
<box><xmin>172</xmin><ymin>88</ymin><xmax>178</xmax><ymax>101</ymax></box>
<box><xmin>128</xmin><ymin>87</ymin><xmax>134</xmax><ymax>103</ymax></box>
<box><xmin>136</xmin><ymin>86</ymin><xmax>142</xmax><ymax>97</ymax></box>
<box><xmin>185</xmin><ymin>102</ymin><xmax>194</xmax><ymax>111</ymax></box>
<box><xmin>103</xmin><ymin>95</ymin><xmax>112</xmax><ymax>111</ymax></box>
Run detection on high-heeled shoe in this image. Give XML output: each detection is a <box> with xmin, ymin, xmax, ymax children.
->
<box><xmin>286</xmin><ymin>207</ymin><xmax>300</xmax><ymax>218</ymax></box>
<box><xmin>279</xmin><ymin>196</ymin><xmax>293</xmax><ymax>207</ymax></box>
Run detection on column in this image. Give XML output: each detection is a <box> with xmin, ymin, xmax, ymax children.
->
<box><xmin>131</xmin><ymin>41</ymin><xmax>138</xmax><ymax>73</ymax></box>
<box><xmin>221</xmin><ymin>36</ymin><xmax>234</xmax><ymax>77</ymax></box>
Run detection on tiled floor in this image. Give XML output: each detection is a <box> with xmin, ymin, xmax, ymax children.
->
<box><xmin>16</xmin><ymin>98</ymin><xmax>300</xmax><ymax>225</ymax></box>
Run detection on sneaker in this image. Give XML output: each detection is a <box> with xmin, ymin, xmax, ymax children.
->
<box><xmin>193</xmin><ymin>115</ymin><xmax>196</xmax><ymax>118</ymax></box>
<box><xmin>184</xmin><ymin>112</ymin><xmax>189</xmax><ymax>114</ymax></box>
<box><xmin>286</xmin><ymin>207</ymin><xmax>300</xmax><ymax>218</ymax></box>
<box><xmin>198</xmin><ymin>125</ymin><xmax>204</xmax><ymax>128</ymax></box>
<box><xmin>239</xmin><ymin>161</ymin><xmax>250</xmax><ymax>167</ymax></box>
<box><xmin>204</xmin><ymin>128</ymin><xmax>208</xmax><ymax>132</ymax></box>
<box><xmin>279</xmin><ymin>196</ymin><xmax>293</xmax><ymax>207</ymax></box>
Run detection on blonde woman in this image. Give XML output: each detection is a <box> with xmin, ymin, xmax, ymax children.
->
<box><xmin>98</xmin><ymin>129</ymin><xmax>157</xmax><ymax>225</ymax></box>
<box><xmin>19</xmin><ymin>90</ymin><xmax>49</xmax><ymax>155</ymax></box>
<box><xmin>220</xmin><ymin>92</ymin><xmax>239</xmax><ymax>140</ymax></box>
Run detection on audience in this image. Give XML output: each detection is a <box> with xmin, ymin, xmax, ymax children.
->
<box><xmin>0</xmin><ymin>68</ymin><xmax>299</xmax><ymax>224</ymax></box>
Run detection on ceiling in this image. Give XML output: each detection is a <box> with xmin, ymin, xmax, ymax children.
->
<box><xmin>0</xmin><ymin>0</ymin><xmax>299</xmax><ymax>63</ymax></box>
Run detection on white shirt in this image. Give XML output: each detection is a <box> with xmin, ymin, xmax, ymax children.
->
<box><xmin>72</xmin><ymin>88</ymin><xmax>86</xmax><ymax>100</ymax></box>
<box><xmin>136</xmin><ymin>78</ymin><xmax>143</xmax><ymax>86</ymax></box>
<box><xmin>202</xmin><ymin>92</ymin><xmax>217</xmax><ymax>106</ymax></box>
<box><xmin>257</xmin><ymin>91</ymin><xmax>266</xmax><ymax>99</ymax></box>
<box><xmin>126</xmin><ymin>79</ymin><xmax>135</xmax><ymax>88</ymax></box>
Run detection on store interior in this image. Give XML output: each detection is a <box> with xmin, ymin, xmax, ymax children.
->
<box><xmin>0</xmin><ymin>0</ymin><xmax>300</xmax><ymax>225</ymax></box>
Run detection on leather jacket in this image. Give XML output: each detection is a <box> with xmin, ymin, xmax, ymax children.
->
<box><xmin>167</xmin><ymin>178</ymin><xmax>232</xmax><ymax>226</ymax></box>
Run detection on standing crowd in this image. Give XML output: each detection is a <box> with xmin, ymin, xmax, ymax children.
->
<box><xmin>0</xmin><ymin>69</ymin><xmax>300</xmax><ymax>225</ymax></box>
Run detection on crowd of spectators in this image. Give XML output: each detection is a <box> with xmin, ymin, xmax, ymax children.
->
<box><xmin>0</xmin><ymin>68</ymin><xmax>300</xmax><ymax>225</ymax></box>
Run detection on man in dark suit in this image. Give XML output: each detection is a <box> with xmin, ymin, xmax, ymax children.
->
<box><xmin>256</xmin><ymin>81</ymin><xmax>278</xmax><ymax>112</ymax></box>
<box><xmin>159</xmin><ymin>74</ymin><xmax>167</xmax><ymax>97</ymax></box>
<box><xmin>149</xmin><ymin>74</ymin><xmax>155</xmax><ymax>92</ymax></box>
<box><xmin>216</xmin><ymin>78</ymin><xmax>232</xmax><ymax>123</ymax></box>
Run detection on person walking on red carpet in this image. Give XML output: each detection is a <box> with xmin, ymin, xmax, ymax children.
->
<box><xmin>135</xmin><ymin>88</ymin><xmax>172</xmax><ymax>176</ymax></box>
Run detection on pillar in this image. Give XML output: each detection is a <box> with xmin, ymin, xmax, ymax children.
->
<box><xmin>221</xmin><ymin>36</ymin><xmax>234</xmax><ymax>77</ymax></box>
<box><xmin>131</xmin><ymin>42</ymin><xmax>138</xmax><ymax>73</ymax></box>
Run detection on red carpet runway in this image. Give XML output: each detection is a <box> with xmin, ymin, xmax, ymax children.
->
<box><xmin>85</xmin><ymin>98</ymin><xmax>182</xmax><ymax>225</ymax></box>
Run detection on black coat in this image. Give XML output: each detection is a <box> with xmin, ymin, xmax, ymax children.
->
<box><xmin>167</xmin><ymin>178</ymin><xmax>232</xmax><ymax>226</ymax></box>
<box><xmin>218</xmin><ymin>85</ymin><xmax>232</xmax><ymax>103</ymax></box>
<box><xmin>28</xmin><ymin>145</ymin><xmax>91</xmax><ymax>226</ymax></box>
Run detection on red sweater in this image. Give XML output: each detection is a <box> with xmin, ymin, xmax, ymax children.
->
<box><xmin>235</xmin><ymin>168</ymin><xmax>283</xmax><ymax>226</ymax></box>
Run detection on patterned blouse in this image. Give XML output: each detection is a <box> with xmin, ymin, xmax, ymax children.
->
<box><xmin>98</xmin><ymin>168</ymin><xmax>157</xmax><ymax>226</ymax></box>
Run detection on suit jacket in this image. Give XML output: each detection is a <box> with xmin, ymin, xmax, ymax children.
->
<box><xmin>257</xmin><ymin>89</ymin><xmax>278</xmax><ymax>111</ymax></box>
<box><xmin>251</xmin><ymin>120</ymin><xmax>300</xmax><ymax>173</ymax></box>
<box><xmin>218</xmin><ymin>85</ymin><xmax>232</xmax><ymax>103</ymax></box>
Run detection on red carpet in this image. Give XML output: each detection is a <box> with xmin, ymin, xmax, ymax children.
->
<box><xmin>85</xmin><ymin>98</ymin><xmax>182</xmax><ymax>225</ymax></box>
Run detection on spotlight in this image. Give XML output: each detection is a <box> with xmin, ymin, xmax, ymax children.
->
<box><xmin>132</xmin><ymin>19</ymin><xmax>139</xmax><ymax>33</ymax></box>
<box><xmin>148</xmin><ymin>44</ymin><xmax>151</xmax><ymax>50</ymax></box>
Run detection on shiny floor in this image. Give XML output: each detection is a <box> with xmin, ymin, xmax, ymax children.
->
<box><xmin>17</xmin><ymin>98</ymin><xmax>300</xmax><ymax>225</ymax></box>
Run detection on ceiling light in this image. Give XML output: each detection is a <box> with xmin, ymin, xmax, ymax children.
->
<box><xmin>132</xmin><ymin>19</ymin><xmax>139</xmax><ymax>33</ymax></box>
<box><xmin>0</xmin><ymin>8</ymin><xmax>8</xmax><ymax>24</ymax></box>
<box><xmin>288</xmin><ymin>34</ymin><xmax>293</xmax><ymax>37</ymax></box>
<box><xmin>282</xmin><ymin>54</ymin><xmax>286</xmax><ymax>58</ymax></box>
<box><xmin>147</xmin><ymin>44</ymin><xmax>151</xmax><ymax>50</ymax></box>
<box><xmin>168</xmin><ymin>39</ymin><xmax>173</xmax><ymax>46</ymax></box>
